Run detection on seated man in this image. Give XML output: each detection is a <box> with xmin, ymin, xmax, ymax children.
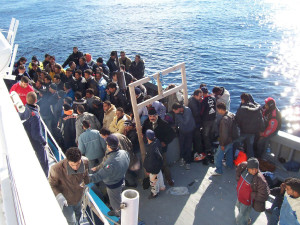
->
<box><xmin>49</xmin><ymin>147</ymin><xmax>89</xmax><ymax>225</ymax></box>
<box><xmin>256</xmin><ymin>97</ymin><xmax>281</xmax><ymax>159</ymax></box>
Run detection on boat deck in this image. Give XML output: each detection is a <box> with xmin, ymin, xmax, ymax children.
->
<box><xmin>136</xmin><ymin>161</ymin><xmax>270</xmax><ymax>225</ymax></box>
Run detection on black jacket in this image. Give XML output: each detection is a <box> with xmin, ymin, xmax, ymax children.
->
<box><xmin>58</xmin><ymin>111</ymin><xmax>77</xmax><ymax>150</ymax></box>
<box><xmin>236</xmin><ymin>102</ymin><xmax>264</xmax><ymax>134</ymax></box>
<box><xmin>62</xmin><ymin>51</ymin><xmax>84</xmax><ymax>68</ymax></box>
<box><xmin>188</xmin><ymin>96</ymin><xmax>202</xmax><ymax>127</ymax></box>
<box><xmin>106</xmin><ymin>58</ymin><xmax>119</xmax><ymax>77</ymax></box>
<box><xmin>142</xmin><ymin>117</ymin><xmax>175</xmax><ymax>152</ymax></box>
<box><xmin>144</xmin><ymin>138</ymin><xmax>163</xmax><ymax>174</ymax></box>
<box><xmin>109</xmin><ymin>89</ymin><xmax>129</xmax><ymax>112</ymax></box>
<box><xmin>126</xmin><ymin>129</ymin><xmax>139</xmax><ymax>154</ymax></box>
<box><xmin>200</xmin><ymin>95</ymin><xmax>216</xmax><ymax>122</ymax></box>
<box><xmin>86</xmin><ymin>77</ymin><xmax>99</xmax><ymax>97</ymax></box>
<box><xmin>129</xmin><ymin>60</ymin><xmax>145</xmax><ymax>80</ymax></box>
<box><xmin>73</xmin><ymin>77</ymin><xmax>87</xmax><ymax>96</ymax></box>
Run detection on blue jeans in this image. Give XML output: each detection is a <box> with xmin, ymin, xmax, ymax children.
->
<box><xmin>268</xmin><ymin>207</ymin><xmax>280</xmax><ymax>225</ymax></box>
<box><xmin>234</xmin><ymin>133</ymin><xmax>255</xmax><ymax>158</ymax></box>
<box><xmin>62</xmin><ymin>200</ymin><xmax>82</xmax><ymax>225</ymax></box>
<box><xmin>214</xmin><ymin>143</ymin><xmax>233</xmax><ymax>174</ymax></box>
<box><xmin>179</xmin><ymin>131</ymin><xmax>193</xmax><ymax>164</ymax></box>
<box><xmin>236</xmin><ymin>200</ymin><xmax>252</xmax><ymax>225</ymax></box>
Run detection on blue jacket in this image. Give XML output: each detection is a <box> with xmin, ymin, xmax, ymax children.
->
<box><xmin>89</xmin><ymin>149</ymin><xmax>129</xmax><ymax>188</ymax></box>
<box><xmin>19</xmin><ymin>104</ymin><xmax>46</xmax><ymax>151</ymax></box>
<box><xmin>78</xmin><ymin>128</ymin><xmax>105</xmax><ymax>160</ymax></box>
<box><xmin>175</xmin><ymin>106</ymin><xmax>195</xmax><ymax>133</ymax></box>
<box><xmin>280</xmin><ymin>193</ymin><xmax>300</xmax><ymax>225</ymax></box>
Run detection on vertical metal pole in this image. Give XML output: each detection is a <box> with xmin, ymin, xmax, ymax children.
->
<box><xmin>181</xmin><ymin>63</ymin><xmax>189</xmax><ymax>106</ymax></box>
<box><xmin>128</xmin><ymin>84</ymin><xmax>146</xmax><ymax>162</ymax></box>
<box><xmin>156</xmin><ymin>72</ymin><xmax>163</xmax><ymax>96</ymax></box>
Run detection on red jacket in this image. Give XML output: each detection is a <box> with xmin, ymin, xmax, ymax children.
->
<box><xmin>10</xmin><ymin>82</ymin><xmax>34</xmax><ymax>105</ymax></box>
<box><xmin>261</xmin><ymin>108</ymin><xmax>281</xmax><ymax>137</ymax></box>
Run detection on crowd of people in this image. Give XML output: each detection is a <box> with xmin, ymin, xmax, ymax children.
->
<box><xmin>8</xmin><ymin>47</ymin><xmax>299</xmax><ymax>225</ymax></box>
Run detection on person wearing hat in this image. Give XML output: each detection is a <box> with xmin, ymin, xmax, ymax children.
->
<box><xmin>142</xmin><ymin>107</ymin><xmax>176</xmax><ymax>186</ymax></box>
<box><xmin>235</xmin><ymin>157</ymin><xmax>270</xmax><ymax>225</ymax></box>
<box><xmin>89</xmin><ymin>134</ymin><xmax>130</xmax><ymax>218</ymax></box>
<box><xmin>256</xmin><ymin>97</ymin><xmax>281</xmax><ymax>158</ymax></box>
<box><xmin>144</xmin><ymin>129</ymin><xmax>165</xmax><ymax>199</ymax></box>
<box><xmin>58</xmin><ymin>103</ymin><xmax>77</xmax><ymax>152</ymax></box>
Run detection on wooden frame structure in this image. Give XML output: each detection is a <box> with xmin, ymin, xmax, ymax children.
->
<box><xmin>128</xmin><ymin>62</ymin><xmax>189</xmax><ymax>161</ymax></box>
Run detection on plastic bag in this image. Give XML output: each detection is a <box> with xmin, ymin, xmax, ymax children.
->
<box><xmin>167</xmin><ymin>187</ymin><xmax>189</xmax><ymax>195</ymax></box>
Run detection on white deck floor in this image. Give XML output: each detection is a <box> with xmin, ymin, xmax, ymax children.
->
<box><xmin>136</xmin><ymin>161</ymin><xmax>270</xmax><ymax>225</ymax></box>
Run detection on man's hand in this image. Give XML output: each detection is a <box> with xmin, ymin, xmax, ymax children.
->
<box><xmin>161</xmin><ymin>142</ymin><xmax>166</xmax><ymax>147</ymax></box>
<box><xmin>221</xmin><ymin>146</ymin><xmax>225</xmax><ymax>151</ymax></box>
<box><xmin>56</xmin><ymin>193</ymin><xmax>68</xmax><ymax>210</ymax></box>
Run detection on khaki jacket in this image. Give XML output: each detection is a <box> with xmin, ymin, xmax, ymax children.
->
<box><xmin>109</xmin><ymin>114</ymin><xmax>131</xmax><ymax>134</ymax></box>
<box><xmin>103</xmin><ymin>104</ymin><xmax>116</xmax><ymax>130</ymax></box>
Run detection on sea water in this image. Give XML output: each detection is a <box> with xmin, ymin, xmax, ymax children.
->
<box><xmin>0</xmin><ymin>0</ymin><xmax>299</xmax><ymax>136</ymax></box>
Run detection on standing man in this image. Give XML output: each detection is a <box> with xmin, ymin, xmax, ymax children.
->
<box><xmin>212</xmin><ymin>102</ymin><xmax>235</xmax><ymax>176</ymax></box>
<box><xmin>142</xmin><ymin>107</ymin><xmax>176</xmax><ymax>186</ymax></box>
<box><xmin>129</xmin><ymin>55</ymin><xmax>145</xmax><ymax>80</ymax></box>
<box><xmin>49</xmin><ymin>147</ymin><xmax>89</xmax><ymax>225</ymax></box>
<box><xmin>200</xmin><ymin>86</ymin><xmax>216</xmax><ymax>164</ymax></box>
<box><xmin>236</xmin><ymin>93</ymin><xmax>264</xmax><ymax>158</ymax></box>
<box><xmin>188</xmin><ymin>89</ymin><xmax>204</xmax><ymax>161</ymax></box>
<box><xmin>236</xmin><ymin>158</ymin><xmax>270</xmax><ymax>225</ymax></box>
<box><xmin>19</xmin><ymin>92</ymin><xmax>49</xmax><ymax>177</ymax></box>
<box><xmin>212</xmin><ymin>86</ymin><xmax>231</xmax><ymax>110</ymax></box>
<box><xmin>106</xmin><ymin>51</ymin><xmax>119</xmax><ymax>78</ymax></box>
<box><xmin>62</xmin><ymin>47</ymin><xmax>83</xmax><ymax>68</ymax></box>
<box><xmin>89</xmin><ymin>135</ymin><xmax>130</xmax><ymax>218</ymax></box>
<box><xmin>119</xmin><ymin>51</ymin><xmax>132</xmax><ymax>72</ymax></box>
<box><xmin>172</xmin><ymin>103</ymin><xmax>195</xmax><ymax>170</ymax></box>
<box><xmin>10</xmin><ymin>76</ymin><xmax>34</xmax><ymax>105</ymax></box>
<box><xmin>78</xmin><ymin>120</ymin><xmax>106</xmax><ymax>169</ymax></box>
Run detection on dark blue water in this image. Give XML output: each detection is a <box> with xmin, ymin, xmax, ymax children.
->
<box><xmin>1</xmin><ymin>0</ymin><xmax>300</xmax><ymax>135</ymax></box>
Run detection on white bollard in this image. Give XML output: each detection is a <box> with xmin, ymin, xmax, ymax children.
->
<box><xmin>121</xmin><ymin>189</ymin><xmax>139</xmax><ymax>225</ymax></box>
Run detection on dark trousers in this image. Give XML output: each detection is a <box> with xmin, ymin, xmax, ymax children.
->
<box><xmin>202</xmin><ymin>120</ymin><xmax>215</xmax><ymax>153</ymax></box>
<box><xmin>256</xmin><ymin>132</ymin><xmax>276</xmax><ymax>158</ymax></box>
<box><xmin>192</xmin><ymin>127</ymin><xmax>203</xmax><ymax>154</ymax></box>
<box><xmin>162</xmin><ymin>152</ymin><xmax>172</xmax><ymax>181</ymax></box>
<box><xmin>234</xmin><ymin>133</ymin><xmax>255</xmax><ymax>158</ymax></box>
<box><xmin>179</xmin><ymin>131</ymin><xmax>193</xmax><ymax>164</ymax></box>
<box><xmin>35</xmin><ymin>146</ymin><xmax>49</xmax><ymax>177</ymax></box>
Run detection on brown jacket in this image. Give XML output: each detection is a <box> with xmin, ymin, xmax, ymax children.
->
<box><xmin>49</xmin><ymin>157</ymin><xmax>89</xmax><ymax>205</ymax></box>
<box><xmin>236</xmin><ymin>162</ymin><xmax>270</xmax><ymax>212</ymax></box>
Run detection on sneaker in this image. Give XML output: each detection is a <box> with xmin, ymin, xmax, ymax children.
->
<box><xmin>211</xmin><ymin>171</ymin><xmax>222</xmax><ymax>176</ymax></box>
<box><xmin>185</xmin><ymin>163</ymin><xmax>191</xmax><ymax>170</ymax></box>
<box><xmin>179</xmin><ymin>158</ymin><xmax>185</xmax><ymax>166</ymax></box>
<box><xmin>198</xmin><ymin>153</ymin><xmax>206</xmax><ymax>160</ymax></box>
<box><xmin>194</xmin><ymin>153</ymin><xmax>201</xmax><ymax>161</ymax></box>
<box><xmin>148</xmin><ymin>193</ymin><xmax>158</xmax><ymax>199</ymax></box>
<box><xmin>222</xmin><ymin>161</ymin><xmax>227</xmax><ymax>167</ymax></box>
